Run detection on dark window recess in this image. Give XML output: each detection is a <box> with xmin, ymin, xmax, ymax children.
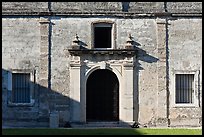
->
<box><xmin>12</xmin><ymin>73</ymin><xmax>30</xmax><ymax>103</ymax></box>
<box><xmin>94</xmin><ymin>27</ymin><xmax>112</xmax><ymax>48</ymax></box>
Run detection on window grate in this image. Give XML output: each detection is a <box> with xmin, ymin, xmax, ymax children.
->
<box><xmin>176</xmin><ymin>74</ymin><xmax>194</xmax><ymax>104</ymax></box>
<box><xmin>12</xmin><ymin>73</ymin><xmax>30</xmax><ymax>103</ymax></box>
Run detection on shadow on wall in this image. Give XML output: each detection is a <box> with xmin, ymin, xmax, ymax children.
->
<box><xmin>129</xmin><ymin>36</ymin><xmax>159</xmax><ymax>70</ymax></box>
<box><xmin>2</xmin><ymin>68</ymin><xmax>69</xmax><ymax>128</ymax></box>
<box><xmin>129</xmin><ymin>37</ymin><xmax>159</xmax><ymax>128</ymax></box>
<box><xmin>2</xmin><ymin>68</ymin><xmax>143</xmax><ymax>130</ymax></box>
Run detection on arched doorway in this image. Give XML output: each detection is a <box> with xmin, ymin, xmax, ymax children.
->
<box><xmin>86</xmin><ymin>69</ymin><xmax>119</xmax><ymax>122</ymax></box>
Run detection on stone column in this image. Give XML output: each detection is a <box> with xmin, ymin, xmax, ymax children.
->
<box><xmin>69</xmin><ymin>56</ymin><xmax>82</xmax><ymax>123</ymax></box>
<box><xmin>156</xmin><ymin>18</ymin><xmax>168</xmax><ymax>126</ymax></box>
<box><xmin>121</xmin><ymin>58</ymin><xmax>134</xmax><ymax>123</ymax></box>
<box><xmin>39</xmin><ymin>17</ymin><xmax>50</xmax><ymax>87</ymax></box>
<box><xmin>38</xmin><ymin>17</ymin><xmax>50</xmax><ymax>121</ymax></box>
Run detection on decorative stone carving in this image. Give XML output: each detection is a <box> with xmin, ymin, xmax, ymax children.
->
<box><xmin>70</xmin><ymin>34</ymin><xmax>80</xmax><ymax>49</ymax></box>
<box><xmin>67</xmin><ymin>33</ymin><xmax>138</xmax><ymax>123</ymax></box>
<box><xmin>100</xmin><ymin>61</ymin><xmax>107</xmax><ymax>69</ymax></box>
<box><xmin>125</xmin><ymin>33</ymin><xmax>134</xmax><ymax>49</ymax></box>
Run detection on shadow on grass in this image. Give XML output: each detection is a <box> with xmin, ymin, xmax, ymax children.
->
<box><xmin>2</xmin><ymin>128</ymin><xmax>143</xmax><ymax>135</ymax></box>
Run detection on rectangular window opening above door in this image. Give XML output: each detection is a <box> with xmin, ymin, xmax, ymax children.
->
<box><xmin>94</xmin><ymin>24</ymin><xmax>112</xmax><ymax>49</ymax></box>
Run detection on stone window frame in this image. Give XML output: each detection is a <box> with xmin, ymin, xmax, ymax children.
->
<box><xmin>91</xmin><ymin>20</ymin><xmax>116</xmax><ymax>49</ymax></box>
<box><xmin>7</xmin><ymin>69</ymin><xmax>35</xmax><ymax>107</ymax></box>
<box><xmin>171</xmin><ymin>70</ymin><xmax>200</xmax><ymax>108</ymax></box>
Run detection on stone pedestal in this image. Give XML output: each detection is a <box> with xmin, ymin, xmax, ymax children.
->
<box><xmin>49</xmin><ymin>112</ymin><xmax>59</xmax><ymax>128</ymax></box>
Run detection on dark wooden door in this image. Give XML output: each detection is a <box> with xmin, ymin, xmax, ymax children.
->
<box><xmin>86</xmin><ymin>69</ymin><xmax>119</xmax><ymax>122</ymax></box>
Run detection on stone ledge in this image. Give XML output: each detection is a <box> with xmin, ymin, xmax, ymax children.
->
<box><xmin>68</xmin><ymin>49</ymin><xmax>138</xmax><ymax>56</ymax></box>
<box><xmin>2</xmin><ymin>11</ymin><xmax>202</xmax><ymax>18</ymax></box>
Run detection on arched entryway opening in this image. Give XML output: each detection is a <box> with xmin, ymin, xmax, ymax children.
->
<box><xmin>86</xmin><ymin>69</ymin><xmax>119</xmax><ymax>122</ymax></box>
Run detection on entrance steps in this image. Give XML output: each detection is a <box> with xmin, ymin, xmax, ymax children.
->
<box><xmin>71</xmin><ymin>122</ymin><xmax>133</xmax><ymax>128</ymax></box>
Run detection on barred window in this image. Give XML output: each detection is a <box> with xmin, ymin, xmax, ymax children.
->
<box><xmin>12</xmin><ymin>73</ymin><xmax>31</xmax><ymax>103</ymax></box>
<box><xmin>175</xmin><ymin>74</ymin><xmax>194</xmax><ymax>104</ymax></box>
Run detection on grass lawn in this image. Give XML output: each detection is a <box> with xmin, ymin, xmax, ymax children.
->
<box><xmin>2</xmin><ymin>128</ymin><xmax>202</xmax><ymax>135</ymax></box>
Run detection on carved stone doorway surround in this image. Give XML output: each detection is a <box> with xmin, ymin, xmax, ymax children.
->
<box><xmin>67</xmin><ymin>49</ymin><xmax>137</xmax><ymax>124</ymax></box>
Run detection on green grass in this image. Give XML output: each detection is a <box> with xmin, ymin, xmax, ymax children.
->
<box><xmin>2</xmin><ymin>128</ymin><xmax>202</xmax><ymax>135</ymax></box>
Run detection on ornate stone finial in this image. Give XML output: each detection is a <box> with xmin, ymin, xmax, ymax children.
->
<box><xmin>125</xmin><ymin>33</ymin><xmax>134</xmax><ymax>49</ymax></box>
<box><xmin>73</xmin><ymin>34</ymin><xmax>79</xmax><ymax>43</ymax></box>
<box><xmin>71</xmin><ymin>34</ymin><xmax>80</xmax><ymax>49</ymax></box>
<box><xmin>126</xmin><ymin>33</ymin><xmax>133</xmax><ymax>43</ymax></box>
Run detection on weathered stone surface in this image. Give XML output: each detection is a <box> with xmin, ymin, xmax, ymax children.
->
<box><xmin>51</xmin><ymin>2</ymin><xmax>122</xmax><ymax>13</ymax></box>
<box><xmin>2</xmin><ymin>2</ymin><xmax>202</xmax><ymax>16</ymax></box>
<box><xmin>167</xmin><ymin>2</ymin><xmax>202</xmax><ymax>14</ymax></box>
<box><xmin>2</xmin><ymin>2</ymin><xmax>202</xmax><ymax>128</ymax></box>
<box><xmin>128</xmin><ymin>2</ymin><xmax>164</xmax><ymax>13</ymax></box>
<box><xmin>2</xmin><ymin>2</ymin><xmax>48</xmax><ymax>14</ymax></box>
<box><xmin>2</xmin><ymin>18</ymin><xmax>41</xmax><ymax>70</ymax></box>
<box><xmin>168</xmin><ymin>19</ymin><xmax>202</xmax><ymax>127</ymax></box>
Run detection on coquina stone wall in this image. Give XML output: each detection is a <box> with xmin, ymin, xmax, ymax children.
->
<box><xmin>2</xmin><ymin>2</ymin><xmax>202</xmax><ymax>127</ymax></box>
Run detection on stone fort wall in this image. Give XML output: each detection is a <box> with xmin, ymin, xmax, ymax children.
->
<box><xmin>2</xmin><ymin>2</ymin><xmax>202</xmax><ymax>127</ymax></box>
